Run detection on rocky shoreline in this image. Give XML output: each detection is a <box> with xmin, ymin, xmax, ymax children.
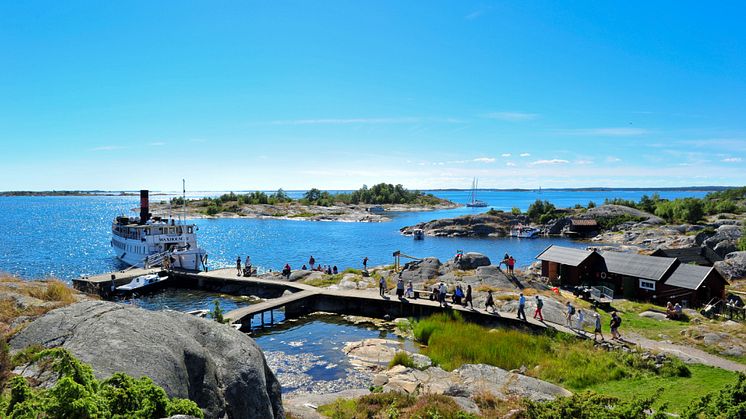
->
<box><xmin>151</xmin><ymin>201</ymin><xmax>460</xmax><ymax>222</ymax></box>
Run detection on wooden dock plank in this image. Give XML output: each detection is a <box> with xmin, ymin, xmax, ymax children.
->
<box><xmin>225</xmin><ymin>289</ymin><xmax>319</xmax><ymax>322</ymax></box>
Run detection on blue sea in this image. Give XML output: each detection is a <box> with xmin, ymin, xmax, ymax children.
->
<box><xmin>0</xmin><ymin>188</ymin><xmax>713</xmax><ymax>394</ymax></box>
<box><xmin>0</xmin><ymin>189</ymin><xmax>709</xmax><ymax>280</ymax></box>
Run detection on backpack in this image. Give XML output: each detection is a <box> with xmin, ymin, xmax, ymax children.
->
<box><xmin>537</xmin><ymin>299</ymin><xmax>543</xmax><ymax>309</ymax></box>
<box><xmin>569</xmin><ymin>306</ymin><xmax>576</xmax><ymax>315</ymax></box>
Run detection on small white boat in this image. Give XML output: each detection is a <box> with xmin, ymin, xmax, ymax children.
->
<box><xmin>413</xmin><ymin>228</ymin><xmax>425</xmax><ymax>240</ymax></box>
<box><xmin>510</xmin><ymin>225</ymin><xmax>540</xmax><ymax>238</ymax></box>
<box><xmin>116</xmin><ymin>273</ymin><xmax>168</xmax><ymax>293</ymax></box>
<box><xmin>187</xmin><ymin>309</ymin><xmax>209</xmax><ymax>318</ymax></box>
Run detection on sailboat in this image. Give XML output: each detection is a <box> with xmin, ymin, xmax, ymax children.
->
<box><xmin>466</xmin><ymin>177</ymin><xmax>488</xmax><ymax>207</ymax></box>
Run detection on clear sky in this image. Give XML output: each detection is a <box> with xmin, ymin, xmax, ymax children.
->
<box><xmin>1</xmin><ymin>1</ymin><xmax>745</xmax><ymax>191</ymax></box>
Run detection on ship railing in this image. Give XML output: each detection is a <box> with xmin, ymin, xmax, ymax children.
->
<box><xmin>145</xmin><ymin>251</ymin><xmax>172</xmax><ymax>269</ymax></box>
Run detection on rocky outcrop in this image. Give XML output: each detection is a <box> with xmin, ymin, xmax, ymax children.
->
<box><xmin>398</xmin><ymin>257</ymin><xmax>443</xmax><ymax>282</ymax></box>
<box><xmin>343</xmin><ymin>339</ymin><xmax>431</xmax><ymax>370</ymax></box>
<box><xmin>584</xmin><ymin>204</ymin><xmax>664</xmax><ymax>224</ymax></box>
<box><xmin>9</xmin><ymin>301</ymin><xmax>284</xmax><ymax>419</ymax></box>
<box><xmin>446</xmin><ymin>252</ymin><xmax>491</xmax><ymax>270</ymax></box>
<box><xmin>704</xmin><ymin>225</ymin><xmax>743</xmax><ymax>258</ymax></box>
<box><xmin>401</xmin><ymin>213</ymin><xmax>528</xmax><ymax>238</ymax></box>
<box><xmin>715</xmin><ymin>251</ymin><xmax>746</xmax><ymax>281</ymax></box>
<box><xmin>378</xmin><ymin>364</ymin><xmax>570</xmax><ymax>402</ymax></box>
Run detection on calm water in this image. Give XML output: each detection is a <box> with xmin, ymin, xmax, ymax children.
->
<box><xmin>0</xmin><ymin>189</ymin><xmax>708</xmax><ymax>280</ymax></box>
<box><xmin>0</xmin><ymin>189</ymin><xmax>710</xmax><ymax>394</ymax></box>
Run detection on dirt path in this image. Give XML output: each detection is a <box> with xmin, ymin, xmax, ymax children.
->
<box><xmin>623</xmin><ymin>333</ymin><xmax>746</xmax><ymax>372</ymax></box>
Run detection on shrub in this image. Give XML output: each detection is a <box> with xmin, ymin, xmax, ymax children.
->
<box><xmin>3</xmin><ymin>348</ymin><xmax>203</xmax><ymax>418</ymax></box>
<box><xmin>527</xmin><ymin>200</ymin><xmax>556</xmax><ymax>222</ymax></box>
<box><xmin>512</xmin><ymin>207</ymin><xmax>522</xmax><ymax>215</ymax></box>
<box><xmin>682</xmin><ymin>373</ymin><xmax>746</xmax><ymax>419</ymax></box>
<box><xmin>210</xmin><ymin>300</ymin><xmax>226</xmax><ymax>323</ymax></box>
<box><xmin>388</xmin><ymin>352</ymin><xmax>416</xmax><ymax>369</ymax></box>
<box><xmin>524</xmin><ymin>390</ymin><xmax>668</xmax><ymax>419</ymax></box>
<box><xmin>739</xmin><ymin>226</ymin><xmax>746</xmax><ymax>252</ymax></box>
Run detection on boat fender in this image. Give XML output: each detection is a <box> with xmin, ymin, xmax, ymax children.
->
<box><xmin>600</xmin><ymin>272</ymin><xmax>607</xmax><ymax>280</ymax></box>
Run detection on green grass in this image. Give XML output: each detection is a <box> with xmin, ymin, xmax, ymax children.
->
<box><xmin>388</xmin><ymin>352</ymin><xmax>416</xmax><ymax>369</ymax></box>
<box><xmin>588</xmin><ymin>364</ymin><xmax>738</xmax><ymax>414</ymax></box>
<box><xmin>318</xmin><ymin>392</ymin><xmax>475</xmax><ymax>419</ymax></box>
<box><xmin>303</xmin><ymin>274</ymin><xmax>344</xmax><ymax>287</ymax></box>
<box><xmin>413</xmin><ymin>312</ymin><xmax>701</xmax><ymax>391</ymax></box>
<box><xmin>289</xmin><ymin>212</ymin><xmax>318</xmax><ymax>218</ymax></box>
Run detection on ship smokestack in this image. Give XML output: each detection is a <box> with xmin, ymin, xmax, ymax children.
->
<box><xmin>140</xmin><ymin>190</ymin><xmax>150</xmax><ymax>224</ymax></box>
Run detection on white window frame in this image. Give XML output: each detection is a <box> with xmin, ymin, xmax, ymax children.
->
<box><xmin>639</xmin><ymin>279</ymin><xmax>656</xmax><ymax>291</ymax></box>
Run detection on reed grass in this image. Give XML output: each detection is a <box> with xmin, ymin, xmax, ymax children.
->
<box><xmin>411</xmin><ymin>312</ymin><xmax>688</xmax><ymax>391</ymax></box>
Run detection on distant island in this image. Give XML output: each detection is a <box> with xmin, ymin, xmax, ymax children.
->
<box><xmin>151</xmin><ymin>183</ymin><xmax>458</xmax><ymax>222</ymax></box>
<box><xmin>0</xmin><ymin>190</ymin><xmax>139</xmax><ymax>197</ymax></box>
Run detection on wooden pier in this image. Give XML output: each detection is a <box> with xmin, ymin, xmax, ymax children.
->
<box><xmin>73</xmin><ymin>267</ymin><xmax>579</xmax><ymax>336</ymax></box>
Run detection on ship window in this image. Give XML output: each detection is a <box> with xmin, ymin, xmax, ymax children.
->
<box><xmin>169</xmin><ymin>228</ymin><xmax>175</xmax><ymax>234</ymax></box>
<box><xmin>159</xmin><ymin>227</ymin><xmax>163</xmax><ymax>234</ymax></box>
<box><xmin>187</xmin><ymin>227</ymin><xmax>193</xmax><ymax>234</ymax></box>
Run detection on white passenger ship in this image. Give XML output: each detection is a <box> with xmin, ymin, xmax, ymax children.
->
<box><xmin>111</xmin><ymin>189</ymin><xmax>207</xmax><ymax>270</ymax></box>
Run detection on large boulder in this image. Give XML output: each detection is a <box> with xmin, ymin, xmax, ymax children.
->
<box><xmin>715</xmin><ymin>251</ymin><xmax>746</xmax><ymax>281</ymax></box>
<box><xmin>9</xmin><ymin>301</ymin><xmax>283</xmax><ymax>419</ymax></box>
<box><xmin>399</xmin><ymin>257</ymin><xmax>442</xmax><ymax>282</ymax></box>
<box><xmin>453</xmin><ymin>252</ymin><xmax>491</xmax><ymax>270</ymax></box>
<box><xmin>585</xmin><ymin>204</ymin><xmax>664</xmax><ymax>225</ymax></box>
<box><xmin>704</xmin><ymin>225</ymin><xmax>742</xmax><ymax>256</ymax></box>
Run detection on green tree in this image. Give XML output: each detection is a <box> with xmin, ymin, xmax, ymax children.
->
<box><xmin>210</xmin><ymin>300</ymin><xmax>226</xmax><ymax>323</ymax></box>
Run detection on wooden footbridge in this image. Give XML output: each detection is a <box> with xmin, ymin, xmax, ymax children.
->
<box><xmin>74</xmin><ymin>267</ymin><xmax>579</xmax><ymax>335</ymax></box>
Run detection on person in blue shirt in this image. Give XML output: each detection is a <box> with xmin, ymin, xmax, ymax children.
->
<box><xmin>517</xmin><ymin>293</ymin><xmax>527</xmax><ymax>321</ymax></box>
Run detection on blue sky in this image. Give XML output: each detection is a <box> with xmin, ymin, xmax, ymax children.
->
<box><xmin>1</xmin><ymin>1</ymin><xmax>745</xmax><ymax>191</ymax></box>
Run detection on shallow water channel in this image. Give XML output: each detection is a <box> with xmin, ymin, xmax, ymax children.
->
<box><xmin>131</xmin><ymin>288</ymin><xmax>417</xmax><ymax>395</ymax></box>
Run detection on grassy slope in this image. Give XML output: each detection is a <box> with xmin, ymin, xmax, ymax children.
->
<box><xmin>589</xmin><ymin>364</ymin><xmax>737</xmax><ymax>413</ymax></box>
<box><xmin>412</xmin><ymin>312</ymin><xmax>739</xmax><ymax>415</ymax></box>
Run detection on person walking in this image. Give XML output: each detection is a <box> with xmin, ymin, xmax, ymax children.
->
<box><xmin>379</xmin><ymin>275</ymin><xmax>387</xmax><ymax>297</ymax></box>
<box><xmin>517</xmin><ymin>293</ymin><xmax>527</xmax><ymax>321</ymax></box>
<box><xmin>576</xmin><ymin>308</ymin><xmax>585</xmax><ymax>331</ymax></box>
<box><xmin>363</xmin><ymin>257</ymin><xmax>368</xmax><ymax>270</ymax></box>
<box><xmin>566</xmin><ymin>302</ymin><xmax>575</xmax><ymax>327</ymax></box>
<box><xmin>533</xmin><ymin>296</ymin><xmax>544</xmax><ymax>321</ymax></box>
<box><xmin>508</xmin><ymin>256</ymin><xmax>516</xmax><ymax>275</ymax></box>
<box><xmin>610</xmin><ymin>312</ymin><xmax>622</xmax><ymax>340</ymax></box>
<box><xmin>236</xmin><ymin>256</ymin><xmax>242</xmax><ymax>276</ymax></box>
<box><xmin>438</xmin><ymin>282</ymin><xmax>448</xmax><ymax>307</ymax></box>
<box><xmin>485</xmin><ymin>290</ymin><xmax>496</xmax><ymax>313</ymax></box>
<box><xmin>309</xmin><ymin>255</ymin><xmax>316</xmax><ymax>270</ymax></box>
<box><xmin>593</xmin><ymin>313</ymin><xmax>605</xmax><ymax>342</ymax></box>
<box><xmin>405</xmin><ymin>280</ymin><xmax>414</xmax><ymax>298</ymax></box>
<box><xmin>396</xmin><ymin>278</ymin><xmax>405</xmax><ymax>299</ymax></box>
<box><xmin>464</xmin><ymin>284</ymin><xmax>473</xmax><ymax>309</ymax></box>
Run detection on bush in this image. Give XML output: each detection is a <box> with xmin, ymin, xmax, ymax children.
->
<box><xmin>682</xmin><ymin>373</ymin><xmax>746</xmax><ymax>418</ymax></box>
<box><xmin>210</xmin><ymin>300</ymin><xmax>226</xmax><ymax>324</ymax></box>
<box><xmin>524</xmin><ymin>390</ymin><xmax>668</xmax><ymax>419</ymax></box>
<box><xmin>512</xmin><ymin>207</ymin><xmax>522</xmax><ymax>215</ymax></box>
<box><xmin>739</xmin><ymin>226</ymin><xmax>746</xmax><ymax>252</ymax></box>
<box><xmin>527</xmin><ymin>200</ymin><xmax>556</xmax><ymax>222</ymax></box>
<box><xmin>3</xmin><ymin>348</ymin><xmax>204</xmax><ymax>418</ymax></box>
<box><xmin>388</xmin><ymin>352</ymin><xmax>416</xmax><ymax>369</ymax></box>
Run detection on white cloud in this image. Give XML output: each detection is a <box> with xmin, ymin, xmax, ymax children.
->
<box><xmin>520</xmin><ymin>153</ymin><xmax>531</xmax><ymax>157</ymax></box>
<box><xmin>575</xmin><ymin>159</ymin><xmax>593</xmax><ymax>165</ymax></box>
<box><xmin>473</xmin><ymin>157</ymin><xmax>496</xmax><ymax>163</ymax></box>
<box><xmin>554</xmin><ymin>127</ymin><xmax>649</xmax><ymax>136</ymax></box>
<box><xmin>529</xmin><ymin>159</ymin><xmax>570</xmax><ymax>166</ymax></box>
<box><xmin>501</xmin><ymin>153</ymin><xmax>511</xmax><ymax>157</ymax></box>
<box><xmin>91</xmin><ymin>145</ymin><xmax>125</xmax><ymax>151</ymax></box>
<box><xmin>267</xmin><ymin>117</ymin><xmax>463</xmax><ymax>126</ymax></box>
<box><xmin>722</xmin><ymin>157</ymin><xmax>743</xmax><ymax>163</ymax></box>
<box><xmin>506</xmin><ymin>162</ymin><xmax>516</xmax><ymax>167</ymax></box>
<box><xmin>483</xmin><ymin>112</ymin><xmax>538</xmax><ymax>122</ymax></box>
<box><xmin>606</xmin><ymin>156</ymin><xmax>622</xmax><ymax>163</ymax></box>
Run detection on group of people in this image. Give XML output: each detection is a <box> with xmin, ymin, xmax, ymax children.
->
<box><xmin>426</xmin><ymin>282</ymin><xmax>474</xmax><ymax>308</ymax></box>
<box><xmin>499</xmin><ymin>253</ymin><xmax>516</xmax><ymax>274</ymax></box>
<box><xmin>563</xmin><ymin>301</ymin><xmax>623</xmax><ymax>341</ymax></box>
<box><xmin>665</xmin><ymin>301</ymin><xmax>683</xmax><ymax>319</ymax></box>
<box><xmin>236</xmin><ymin>255</ymin><xmax>253</xmax><ymax>277</ymax></box>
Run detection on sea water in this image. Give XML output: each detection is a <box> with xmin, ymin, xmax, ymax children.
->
<box><xmin>0</xmin><ymin>189</ymin><xmax>707</xmax><ymax>280</ymax></box>
<box><xmin>0</xmin><ymin>189</ymin><xmax>709</xmax><ymax>394</ymax></box>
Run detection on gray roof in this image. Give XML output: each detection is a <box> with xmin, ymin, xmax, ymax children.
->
<box><xmin>536</xmin><ymin>245</ymin><xmax>594</xmax><ymax>266</ymax></box>
<box><xmin>664</xmin><ymin>264</ymin><xmax>718</xmax><ymax>290</ymax></box>
<box><xmin>599</xmin><ymin>250</ymin><xmax>678</xmax><ymax>281</ymax></box>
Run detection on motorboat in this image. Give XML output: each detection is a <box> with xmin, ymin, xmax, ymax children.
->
<box><xmin>413</xmin><ymin>228</ymin><xmax>425</xmax><ymax>240</ymax></box>
<box><xmin>116</xmin><ymin>273</ymin><xmax>168</xmax><ymax>293</ymax></box>
<box><xmin>510</xmin><ymin>225</ymin><xmax>540</xmax><ymax>238</ymax></box>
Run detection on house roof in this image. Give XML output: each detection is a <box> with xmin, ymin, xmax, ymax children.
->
<box><xmin>651</xmin><ymin>246</ymin><xmax>721</xmax><ymax>266</ymax></box>
<box><xmin>536</xmin><ymin>245</ymin><xmax>595</xmax><ymax>267</ymax></box>
<box><xmin>599</xmin><ymin>250</ymin><xmax>678</xmax><ymax>281</ymax></box>
<box><xmin>664</xmin><ymin>264</ymin><xmax>723</xmax><ymax>290</ymax></box>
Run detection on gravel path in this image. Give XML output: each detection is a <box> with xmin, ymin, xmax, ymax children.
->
<box><xmin>624</xmin><ymin>333</ymin><xmax>746</xmax><ymax>372</ymax></box>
